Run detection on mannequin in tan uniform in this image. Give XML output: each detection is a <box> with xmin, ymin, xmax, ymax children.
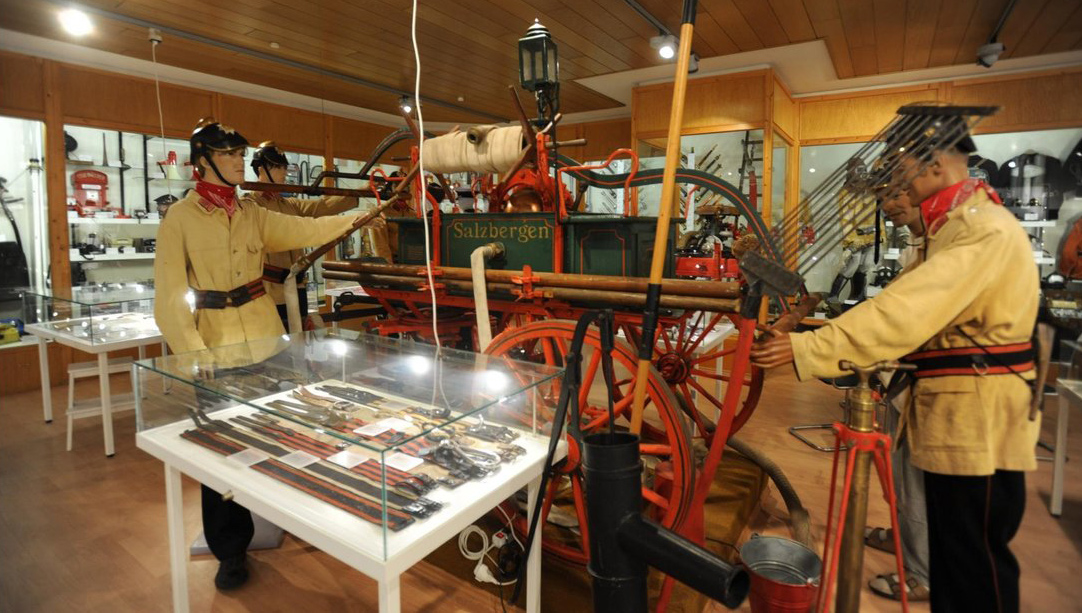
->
<box><xmin>751</xmin><ymin>127</ymin><xmax>1038</xmax><ymax>613</ymax></box>
<box><xmin>248</xmin><ymin>141</ymin><xmax>359</xmax><ymax>326</ymax></box>
<box><xmin>828</xmin><ymin>179</ymin><xmax>883</xmax><ymax>304</ymax></box>
<box><xmin>154</xmin><ymin>119</ymin><xmax>361</xmax><ymax>591</ymax></box>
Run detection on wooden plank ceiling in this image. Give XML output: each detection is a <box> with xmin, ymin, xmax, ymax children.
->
<box><xmin>1</xmin><ymin>0</ymin><xmax>1080</xmax><ymax>123</ymax></box>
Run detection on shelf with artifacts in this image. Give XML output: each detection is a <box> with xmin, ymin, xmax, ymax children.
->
<box><xmin>134</xmin><ymin>329</ymin><xmax>563</xmax><ymax>612</ymax></box>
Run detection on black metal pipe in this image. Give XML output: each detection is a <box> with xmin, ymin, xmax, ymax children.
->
<box><xmin>618</xmin><ymin>516</ymin><xmax>748</xmax><ymax>610</ymax></box>
<box><xmin>585</xmin><ymin>432</ymin><xmax>649</xmax><ymax>611</ymax></box>
<box><xmin>583</xmin><ymin>432</ymin><xmax>749</xmax><ymax>612</ymax></box>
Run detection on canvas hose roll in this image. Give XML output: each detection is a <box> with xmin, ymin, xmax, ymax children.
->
<box><xmin>422</xmin><ymin>125</ymin><xmax>527</xmax><ymax>174</ymax></box>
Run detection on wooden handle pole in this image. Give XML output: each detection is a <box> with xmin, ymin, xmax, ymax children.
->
<box><xmin>629</xmin><ymin>3</ymin><xmax>699</xmax><ymax>434</ymax></box>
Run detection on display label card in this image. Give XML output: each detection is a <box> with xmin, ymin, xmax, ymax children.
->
<box><xmin>376</xmin><ymin>417</ymin><xmax>414</xmax><ymax>431</ymax></box>
<box><xmin>280</xmin><ymin>450</ymin><xmax>320</xmax><ymax>469</ymax></box>
<box><xmin>354</xmin><ymin>423</ymin><xmax>391</xmax><ymax>437</ymax></box>
<box><xmin>376</xmin><ymin>399</ymin><xmax>413</xmax><ymax>412</ymax></box>
<box><xmin>384</xmin><ymin>452</ymin><xmax>424</xmax><ymax>472</ymax></box>
<box><xmin>227</xmin><ymin>448</ymin><xmax>269</xmax><ymax>467</ymax></box>
<box><xmin>327</xmin><ymin>449</ymin><xmax>367</xmax><ymax>469</ymax></box>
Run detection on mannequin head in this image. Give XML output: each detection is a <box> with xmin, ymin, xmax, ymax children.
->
<box><xmin>201</xmin><ymin>149</ymin><xmax>246</xmax><ymax>186</ymax></box>
<box><xmin>189</xmin><ymin>118</ymin><xmax>249</xmax><ymax>186</ymax></box>
<box><xmin>257</xmin><ymin>163</ymin><xmax>288</xmax><ymax>184</ymax></box>
<box><xmin>251</xmin><ymin>141</ymin><xmax>290</xmax><ymax>184</ymax></box>
<box><xmin>897</xmin><ymin>147</ymin><xmax>971</xmax><ymax>205</ymax></box>
<box><xmin>880</xmin><ymin>191</ymin><xmax>923</xmax><ymax>236</ymax></box>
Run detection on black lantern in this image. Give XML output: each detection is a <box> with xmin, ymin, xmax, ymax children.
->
<box><xmin>518</xmin><ymin>20</ymin><xmax>558</xmax><ymax>93</ymax></box>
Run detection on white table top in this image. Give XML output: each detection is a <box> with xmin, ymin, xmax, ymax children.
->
<box><xmin>137</xmin><ymin>402</ymin><xmax>564</xmax><ymax>578</ymax></box>
<box><xmin>25</xmin><ymin>314</ymin><xmax>163</xmax><ymax>354</ymax></box>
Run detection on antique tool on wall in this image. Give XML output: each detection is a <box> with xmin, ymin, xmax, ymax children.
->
<box><xmin>817</xmin><ymin>360</ymin><xmax>914</xmax><ymax>613</ymax></box>
<box><xmin>630</xmin><ymin>0</ymin><xmax>700</xmax><ymax>434</ymax></box>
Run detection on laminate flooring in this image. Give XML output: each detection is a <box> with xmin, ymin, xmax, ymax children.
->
<box><xmin>2</xmin><ymin>368</ymin><xmax>1081</xmax><ymax>612</ymax></box>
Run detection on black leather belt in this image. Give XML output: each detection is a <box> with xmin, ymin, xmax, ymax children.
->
<box><xmin>904</xmin><ymin>342</ymin><xmax>1034</xmax><ymax>378</ymax></box>
<box><xmin>193</xmin><ymin>279</ymin><xmax>266</xmax><ymax>309</ymax></box>
<box><xmin>262</xmin><ymin>263</ymin><xmax>306</xmax><ymax>285</ymax></box>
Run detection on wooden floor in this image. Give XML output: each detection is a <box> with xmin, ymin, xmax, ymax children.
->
<box><xmin>2</xmin><ymin>368</ymin><xmax>1081</xmax><ymax>612</ymax></box>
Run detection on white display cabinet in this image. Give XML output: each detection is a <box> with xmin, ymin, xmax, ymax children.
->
<box><xmin>134</xmin><ymin>329</ymin><xmax>564</xmax><ymax>612</ymax></box>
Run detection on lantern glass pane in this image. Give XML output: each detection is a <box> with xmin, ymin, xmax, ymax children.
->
<box><xmin>533</xmin><ymin>52</ymin><xmax>544</xmax><ymax>84</ymax></box>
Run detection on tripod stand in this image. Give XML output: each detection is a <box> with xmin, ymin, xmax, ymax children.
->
<box><xmin>817</xmin><ymin>360</ymin><xmax>912</xmax><ymax>613</ymax></box>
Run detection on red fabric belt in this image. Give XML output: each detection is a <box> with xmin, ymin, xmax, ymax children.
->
<box><xmin>904</xmin><ymin>342</ymin><xmax>1034</xmax><ymax>378</ymax></box>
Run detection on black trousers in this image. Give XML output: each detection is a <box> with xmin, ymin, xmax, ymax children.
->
<box><xmin>924</xmin><ymin>470</ymin><xmax>1026</xmax><ymax>613</ymax></box>
<box><xmin>196</xmin><ymin>381</ymin><xmax>255</xmax><ymax>562</ymax></box>
<box><xmin>274</xmin><ymin>285</ymin><xmax>309</xmax><ymax>330</ymax></box>
<box><xmin>201</xmin><ymin>484</ymin><xmax>254</xmax><ymax>562</ymax></box>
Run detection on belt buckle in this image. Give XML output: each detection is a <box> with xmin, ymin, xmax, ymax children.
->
<box><xmin>972</xmin><ymin>354</ymin><xmax>989</xmax><ymax>376</ymax></box>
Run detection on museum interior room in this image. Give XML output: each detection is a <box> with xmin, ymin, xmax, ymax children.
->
<box><xmin>2</xmin><ymin>0</ymin><xmax>1082</xmax><ymax>611</ymax></box>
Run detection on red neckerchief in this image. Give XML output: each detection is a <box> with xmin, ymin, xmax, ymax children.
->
<box><xmin>195</xmin><ymin>180</ymin><xmax>238</xmax><ymax>218</ymax></box>
<box><xmin>919</xmin><ymin>178</ymin><xmax>1001</xmax><ymax>236</ymax></box>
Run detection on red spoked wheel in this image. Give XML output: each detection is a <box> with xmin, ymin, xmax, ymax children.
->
<box><xmin>485</xmin><ymin>319</ymin><xmax>694</xmax><ymax>565</ymax></box>
<box><xmin>654</xmin><ymin>310</ymin><xmax>763</xmax><ymax>442</ymax></box>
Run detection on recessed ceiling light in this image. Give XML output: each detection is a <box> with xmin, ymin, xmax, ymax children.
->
<box><xmin>808</xmin><ymin>168</ymin><xmax>816</xmax><ymax>173</ymax></box>
<box><xmin>457</xmin><ymin>96</ymin><xmax>464</xmax><ymax>102</ymax></box>
<box><xmin>59</xmin><ymin>8</ymin><xmax>93</xmax><ymax>36</ymax></box>
<box><xmin>270</xmin><ymin>42</ymin><xmax>280</xmax><ymax>49</ymax></box>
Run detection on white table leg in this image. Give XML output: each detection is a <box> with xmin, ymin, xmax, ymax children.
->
<box><xmin>165</xmin><ymin>464</ymin><xmax>190</xmax><ymax>613</ymax></box>
<box><xmin>378</xmin><ymin>574</ymin><xmax>401</xmax><ymax>613</ymax></box>
<box><xmin>1053</xmin><ymin>393</ymin><xmax>1069</xmax><ymax>517</ymax></box>
<box><xmin>161</xmin><ymin>341</ymin><xmax>171</xmax><ymax>394</ymax></box>
<box><xmin>138</xmin><ymin>345</ymin><xmax>147</xmax><ymax>399</ymax></box>
<box><xmin>526</xmin><ymin>475</ymin><xmax>542</xmax><ymax>613</ymax></box>
<box><xmin>98</xmin><ymin>352</ymin><xmax>115</xmax><ymax>457</ymax></box>
<box><xmin>37</xmin><ymin>335</ymin><xmax>53</xmax><ymax>423</ymax></box>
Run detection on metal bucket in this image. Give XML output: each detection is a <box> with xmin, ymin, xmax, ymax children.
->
<box><xmin>739</xmin><ymin>535</ymin><xmax>821</xmax><ymax>613</ymax></box>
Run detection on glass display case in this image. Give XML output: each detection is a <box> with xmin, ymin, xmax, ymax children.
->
<box><xmin>0</xmin><ymin>115</ymin><xmax>48</xmax><ymax>319</ymax></box>
<box><xmin>21</xmin><ymin>283</ymin><xmax>158</xmax><ymax>345</ymax></box>
<box><xmin>134</xmin><ymin>329</ymin><xmax>562</xmax><ymax>560</ymax></box>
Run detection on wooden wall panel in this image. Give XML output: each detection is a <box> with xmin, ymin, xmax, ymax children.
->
<box><xmin>797</xmin><ymin>85</ymin><xmax>940</xmax><ymax>144</ymax></box>
<box><xmin>331</xmin><ymin>116</ymin><xmax>407</xmax><ymax>162</ymax></box>
<box><xmin>220</xmin><ymin>95</ymin><xmax>325</xmax><ymax>154</ymax></box>
<box><xmin>0</xmin><ymin>51</ymin><xmax>45</xmax><ymax>118</ymax></box>
<box><xmin>950</xmin><ymin>69</ymin><xmax>1082</xmax><ymax>133</ymax></box>
<box><xmin>565</xmin><ymin>118</ymin><xmax>632</xmax><ymax>161</ymax></box>
<box><xmin>59</xmin><ymin>65</ymin><xmax>213</xmax><ymax>136</ymax></box>
<box><xmin>633</xmin><ymin>71</ymin><xmax>768</xmax><ymax>138</ymax></box>
<box><xmin>772</xmin><ymin>78</ymin><xmax>798</xmax><ymax>141</ymax></box>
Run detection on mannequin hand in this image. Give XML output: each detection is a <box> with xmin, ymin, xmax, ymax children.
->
<box><xmin>750</xmin><ymin>332</ymin><xmax>795</xmax><ymax>369</ymax></box>
<box><xmin>769</xmin><ymin>313</ymin><xmax>803</xmax><ymax>335</ymax></box>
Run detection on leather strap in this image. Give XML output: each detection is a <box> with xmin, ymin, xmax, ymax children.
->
<box><xmin>193</xmin><ymin>278</ymin><xmax>266</xmax><ymax>309</ymax></box>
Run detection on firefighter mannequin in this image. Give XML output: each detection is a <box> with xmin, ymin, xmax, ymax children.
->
<box><xmin>827</xmin><ymin>164</ymin><xmax>883</xmax><ymax>304</ymax></box>
<box><xmin>249</xmin><ymin>141</ymin><xmax>359</xmax><ymax>327</ymax></box>
<box><xmin>751</xmin><ymin>124</ymin><xmax>1038</xmax><ymax>612</ymax></box>
<box><xmin>154</xmin><ymin>118</ymin><xmax>362</xmax><ymax>591</ymax></box>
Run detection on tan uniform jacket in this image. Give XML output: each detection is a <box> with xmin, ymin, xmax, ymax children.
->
<box><xmin>839</xmin><ymin>188</ymin><xmax>884</xmax><ymax>251</ymax></box>
<box><xmin>791</xmin><ymin>190</ymin><xmax>1040</xmax><ymax>476</ymax></box>
<box><xmin>249</xmin><ymin>192</ymin><xmax>358</xmax><ymax>304</ymax></box>
<box><xmin>153</xmin><ymin>191</ymin><xmax>357</xmax><ymax>356</ymax></box>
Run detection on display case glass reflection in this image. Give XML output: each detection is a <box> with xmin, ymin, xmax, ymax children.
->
<box><xmin>22</xmin><ymin>283</ymin><xmax>158</xmax><ymax>345</ymax></box>
<box><xmin>134</xmin><ymin>329</ymin><xmax>562</xmax><ymax>558</ymax></box>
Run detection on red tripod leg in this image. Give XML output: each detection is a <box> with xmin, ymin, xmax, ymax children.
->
<box><xmin>820</xmin><ymin>427</ymin><xmax>859</xmax><ymax>613</ymax></box>
<box><xmin>875</xmin><ymin>437</ymin><xmax>910</xmax><ymax>613</ymax></box>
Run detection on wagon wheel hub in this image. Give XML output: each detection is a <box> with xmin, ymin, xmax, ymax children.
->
<box><xmin>656</xmin><ymin>352</ymin><xmax>690</xmax><ymax>384</ymax></box>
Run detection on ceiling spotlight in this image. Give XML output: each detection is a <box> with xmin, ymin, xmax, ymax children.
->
<box><xmin>976</xmin><ymin>41</ymin><xmax>1005</xmax><ymax>68</ymax></box>
<box><xmin>650</xmin><ymin>34</ymin><xmax>677</xmax><ymax>60</ymax></box>
<box><xmin>399</xmin><ymin>95</ymin><xmax>413</xmax><ymax>114</ymax></box>
<box><xmin>59</xmin><ymin>8</ymin><xmax>93</xmax><ymax>36</ymax></box>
